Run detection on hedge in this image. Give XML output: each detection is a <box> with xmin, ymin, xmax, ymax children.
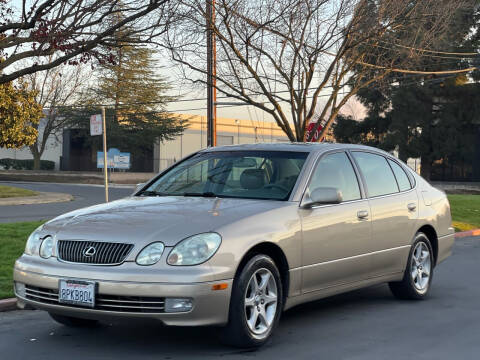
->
<box><xmin>0</xmin><ymin>158</ymin><xmax>55</xmax><ymax>171</ymax></box>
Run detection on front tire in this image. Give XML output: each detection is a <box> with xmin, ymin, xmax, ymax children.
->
<box><xmin>389</xmin><ymin>232</ymin><xmax>434</xmax><ymax>300</ymax></box>
<box><xmin>49</xmin><ymin>313</ymin><xmax>99</xmax><ymax>327</ymax></box>
<box><xmin>221</xmin><ymin>254</ymin><xmax>283</xmax><ymax>348</ymax></box>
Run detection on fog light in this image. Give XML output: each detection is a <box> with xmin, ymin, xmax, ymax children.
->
<box><xmin>14</xmin><ymin>282</ymin><xmax>25</xmax><ymax>297</ymax></box>
<box><xmin>164</xmin><ymin>298</ymin><xmax>193</xmax><ymax>313</ymax></box>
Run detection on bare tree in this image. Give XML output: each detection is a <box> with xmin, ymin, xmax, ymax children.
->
<box><xmin>0</xmin><ymin>0</ymin><xmax>178</xmax><ymax>84</ymax></box>
<box><xmin>165</xmin><ymin>0</ymin><xmax>469</xmax><ymax>142</ymax></box>
<box><xmin>25</xmin><ymin>62</ymin><xmax>89</xmax><ymax>170</ymax></box>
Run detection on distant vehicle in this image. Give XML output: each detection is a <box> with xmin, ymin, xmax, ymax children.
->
<box><xmin>14</xmin><ymin>143</ymin><xmax>454</xmax><ymax>347</ymax></box>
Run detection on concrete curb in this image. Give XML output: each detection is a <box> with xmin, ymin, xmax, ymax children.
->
<box><xmin>0</xmin><ymin>192</ymin><xmax>73</xmax><ymax>206</ymax></box>
<box><xmin>0</xmin><ymin>298</ymin><xmax>17</xmax><ymax>312</ymax></box>
<box><xmin>455</xmin><ymin>229</ymin><xmax>480</xmax><ymax>238</ymax></box>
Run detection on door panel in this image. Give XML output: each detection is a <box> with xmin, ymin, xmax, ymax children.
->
<box><xmin>300</xmin><ymin>200</ymin><xmax>373</xmax><ymax>293</ymax></box>
<box><xmin>299</xmin><ymin>151</ymin><xmax>373</xmax><ymax>294</ymax></box>
<box><xmin>368</xmin><ymin>191</ymin><xmax>418</xmax><ymax>275</ymax></box>
<box><xmin>351</xmin><ymin>152</ymin><xmax>419</xmax><ymax>276</ymax></box>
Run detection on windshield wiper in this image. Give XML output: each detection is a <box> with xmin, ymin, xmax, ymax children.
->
<box><xmin>183</xmin><ymin>192</ymin><xmax>219</xmax><ymax>197</ymax></box>
<box><xmin>138</xmin><ymin>190</ymin><xmax>170</xmax><ymax>197</ymax></box>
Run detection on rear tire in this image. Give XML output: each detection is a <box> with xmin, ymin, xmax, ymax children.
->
<box><xmin>389</xmin><ymin>232</ymin><xmax>434</xmax><ymax>300</ymax></box>
<box><xmin>49</xmin><ymin>313</ymin><xmax>99</xmax><ymax>327</ymax></box>
<box><xmin>221</xmin><ymin>254</ymin><xmax>283</xmax><ymax>348</ymax></box>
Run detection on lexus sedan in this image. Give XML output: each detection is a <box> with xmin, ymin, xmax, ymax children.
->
<box><xmin>14</xmin><ymin>143</ymin><xmax>454</xmax><ymax>347</ymax></box>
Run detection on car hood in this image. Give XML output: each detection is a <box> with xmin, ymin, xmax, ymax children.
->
<box><xmin>43</xmin><ymin>196</ymin><xmax>288</xmax><ymax>247</ymax></box>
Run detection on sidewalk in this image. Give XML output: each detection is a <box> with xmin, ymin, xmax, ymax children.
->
<box><xmin>0</xmin><ymin>191</ymin><xmax>73</xmax><ymax>206</ymax></box>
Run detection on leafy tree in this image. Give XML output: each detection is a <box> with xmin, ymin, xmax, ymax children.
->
<box><xmin>0</xmin><ymin>0</ymin><xmax>176</xmax><ymax>84</ymax></box>
<box><xmin>0</xmin><ymin>80</ymin><xmax>42</xmax><ymax>148</ymax></box>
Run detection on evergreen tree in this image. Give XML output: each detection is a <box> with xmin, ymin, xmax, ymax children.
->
<box><xmin>334</xmin><ymin>3</ymin><xmax>480</xmax><ymax>180</ymax></box>
<box><xmin>93</xmin><ymin>30</ymin><xmax>186</xmax><ymax>150</ymax></box>
<box><xmin>64</xmin><ymin>26</ymin><xmax>187</xmax><ymax>171</ymax></box>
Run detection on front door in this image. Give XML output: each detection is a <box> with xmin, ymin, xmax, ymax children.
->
<box><xmin>300</xmin><ymin>151</ymin><xmax>373</xmax><ymax>294</ymax></box>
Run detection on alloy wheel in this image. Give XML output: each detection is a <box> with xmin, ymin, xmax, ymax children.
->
<box><xmin>244</xmin><ymin>268</ymin><xmax>278</xmax><ymax>336</ymax></box>
<box><xmin>410</xmin><ymin>241</ymin><xmax>432</xmax><ymax>293</ymax></box>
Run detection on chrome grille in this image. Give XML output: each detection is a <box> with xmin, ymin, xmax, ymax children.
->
<box><xmin>57</xmin><ymin>240</ymin><xmax>134</xmax><ymax>265</ymax></box>
<box><xmin>25</xmin><ymin>285</ymin><xmax>165</xmax><ymax>313</ymax></box>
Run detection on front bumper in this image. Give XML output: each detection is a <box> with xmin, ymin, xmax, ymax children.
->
<box><xmin>14</xmin><ymin>256</ymin><xmax>233</xmax><ymax>326</ymax></box>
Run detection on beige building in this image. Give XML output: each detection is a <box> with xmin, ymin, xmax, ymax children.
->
<box><xmin>154</xmin><ymin>114</ymin><xmax>290</xmax><ymax>172</ymax></box>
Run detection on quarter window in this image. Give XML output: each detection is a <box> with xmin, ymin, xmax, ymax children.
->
<box><xmin>352</xmin><ymin>152</ymin><xmax>399</xmax><ymax>197</ymax></box>
<box><xmin>388</xmin><ymin>159</ymin><xmax>411</xmax><ymax>192</ymax></box>
<box><xmin>308</xmin><ymin>152</ymin><xmax>361</xmax><ymax>202</ymax></box>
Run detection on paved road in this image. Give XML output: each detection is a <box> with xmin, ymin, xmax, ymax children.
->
<box><xmin>0</xmin><ymin>182</ymin><xmax>133</xmax><ymax>223</ymax></box>
<box><xmin>1</xmin><ymin>236</ymin><xmax>479</xmax><ymax>359</ymax></box>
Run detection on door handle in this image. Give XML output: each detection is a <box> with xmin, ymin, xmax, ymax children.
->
<box><xmin>407</xmin><ymin>203</ymin><xmax>417</xmax><ymax>211</ymax></box>
<box><xmin>357</xmin><ymin>210</ymin><xmax>369</xmax><ymax>219</ymax></box>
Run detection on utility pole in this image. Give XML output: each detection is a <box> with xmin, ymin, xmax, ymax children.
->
<box><xmin>102</xmin><ymin>106</ymin><xmax>109</xmax><ymax>202</ymax></box>
<box><xmin>206</xmin><ymin>0</ymin><xmax>216</xmax><ymax>147</ymax></box>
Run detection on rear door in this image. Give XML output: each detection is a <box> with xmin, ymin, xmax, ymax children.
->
<box><xmin>350</xmin><ymin>151</ymin><xmax>419</xmax><ymax>276</ymax></box>
<box><xmin>299</xmin><ymin>151</ymin><xmax>373</xmax><ymax>293</ymax></box>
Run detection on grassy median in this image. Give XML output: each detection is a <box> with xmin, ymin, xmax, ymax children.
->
<box><xmin>0</xmin><ymin>185</ymin><xmax>38</xmax><ymax>198</ymax></box>
<box><xmin>448</xmin><ymin>194</ymin><xmax>480</xmax><ymax>232</ymax></box>
<box><xmin>0</xmin><ymin>221</ymin><xmax>44</xmax><ymax>299</ymax></box>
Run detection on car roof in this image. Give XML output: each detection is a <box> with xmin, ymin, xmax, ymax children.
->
<box><xmin>200</xmin><ymin>142</ymin><xmax>393</xmax><ymax>157</ymax></box>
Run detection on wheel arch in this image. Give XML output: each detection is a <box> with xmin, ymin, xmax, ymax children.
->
<box><xmin>234</xmin><ymin>242</ymin><xmax>290</xmax><ymax>304</ymax></box>
<box><xmin>417</xmin><ymin>224</ymin><xmax>438</xmax><ymax>266</ymax></box>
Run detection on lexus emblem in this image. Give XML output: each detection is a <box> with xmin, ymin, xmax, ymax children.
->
<box><xmin>83</xmin><ymin>246</ymin><xmax>96</xmax><ymax>257</ymax></box>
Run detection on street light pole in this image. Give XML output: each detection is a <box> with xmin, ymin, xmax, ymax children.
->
<box><xmin>206</xmin><ymin>0</ymin><xmax>216</xmax><ymax>147</ymax></box>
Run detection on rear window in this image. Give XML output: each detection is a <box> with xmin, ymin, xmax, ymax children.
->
<box><xmin>388</xmin><ymin>159</ymin><xmax>412</xmax><ymax>192</ymax></box>
<box><xmin>352</xmin><ymin>152</ymin><xmax>399</xmax><ymax>197</ymax></box>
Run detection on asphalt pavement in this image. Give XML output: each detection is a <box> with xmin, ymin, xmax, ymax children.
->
<box><xmin>0</xmin><ymin>182</ymin><xmax>133</xmax><ymax>223</ymax></box>
<box><xmin>0</xmin><ymin>236</ymin><xmax>479</xmax><ymax>359</ymax></box>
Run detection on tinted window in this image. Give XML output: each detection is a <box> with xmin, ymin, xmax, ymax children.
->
<box><xmin>141</xmin><ymin>151</ymin><xmax>308</xmax><ymax>201</ymax></box>
<box><xmin>308</xmin><ymin>152</ymin><xmax>361</xmax><ymax>202</ymax></box>
<box><xmin>388</xmin><ymin>159</ymin><xmax>411</xmax><ymax>192</ymax></box>
<box><xmin>352</xmin><ymin>152</ymin><xmax>399</xmax><ymax>197</ymax></box>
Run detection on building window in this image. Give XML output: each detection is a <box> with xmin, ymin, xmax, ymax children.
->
<box><xmin>217</xmin><ymin>135</ymin><xmax>234</xmax><ymax>146</ymax></box>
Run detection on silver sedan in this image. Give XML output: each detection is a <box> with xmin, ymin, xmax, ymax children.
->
<box><xmin>14</xmin><ymin>143</ymin><xmax>454</xmax><ymax>347</ymax></box>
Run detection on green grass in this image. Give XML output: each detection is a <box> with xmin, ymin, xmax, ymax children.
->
<box><xmin>0</xmin><ymin>221</ymin><xmax>44</xmax><ymax>299</ymax></box>
<box><xmin>448</xmin><ymin>194</ymin><xmax>480</xmax><ymax>232</ymax></box>
<box><xmin>0</xmin><ymin>185</ymin><xmax>38</xmax><ymax>198</ymax></box>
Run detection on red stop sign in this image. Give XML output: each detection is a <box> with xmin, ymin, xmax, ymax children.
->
<box><xmin>306</xmin><ymin>122</ymin><xmax>323</xmax><ymax>142</ymax></box>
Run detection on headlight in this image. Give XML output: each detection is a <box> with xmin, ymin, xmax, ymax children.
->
<box><xmin>136</xmin><ymin>242</ymin><xmax>165</xmax><ymax>265</ymax></box>
<box><xmin>39</xmin><ymin>236</ymin><xmax>54</xmax><ymax>259</ymax></box>
<box><xmin>25</xmin><ymin>226</ymin><xmax>44</xmax><ymax>255</ymax></box>
<box><xmin>167</xmin><ymin>233</ymin><xmax>221</xmax><ymax>266</ymax></box>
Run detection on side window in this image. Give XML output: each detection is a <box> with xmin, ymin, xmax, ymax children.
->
<box><xmin>308</xmin><ymin>152</ymin><xmax>361</xmax><ymax>202</ymax></box>
<box><xmin>352</xmin><ymin>152</ymin><xmax>399</xmax><ymax>197</ymax></box>
<box><xmin>388</xmin><ymin>159</ymin><xmax>411</xmax><ymax>192</ymax></box>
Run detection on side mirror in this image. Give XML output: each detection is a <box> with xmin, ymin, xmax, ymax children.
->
<box><xmin>133</xmin><ymin>182</ymin><xmax>145</xmax><ymax>195</ymax></box>
<box><xmin>301</xmin><ymin>187</ymin><xmax>343</xmax><ymax>208</ymax></box>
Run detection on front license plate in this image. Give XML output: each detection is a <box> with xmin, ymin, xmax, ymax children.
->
<box><xmin>58</xmin><ymin>279</ymin><xmax>96</xmax><ymax>308</ymax></box>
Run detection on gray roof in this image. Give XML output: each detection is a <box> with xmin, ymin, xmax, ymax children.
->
<box><xmin>201</xmin><ymin>142</ymin><xmax>392</xmax><ymax>156</ymax></box>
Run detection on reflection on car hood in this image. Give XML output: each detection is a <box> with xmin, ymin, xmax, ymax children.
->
<box><xmin>44</xmin><ymin>196</ymin><xmax>288</xmax><ymax>246</ymax></box>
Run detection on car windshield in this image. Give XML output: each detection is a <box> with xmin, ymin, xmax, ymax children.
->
<box><xmin>139</xmin><ymin>150</ymin><xmax>309</xmax><ymax>201</ymax></box>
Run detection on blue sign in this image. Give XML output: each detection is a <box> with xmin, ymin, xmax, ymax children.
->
<box><xmin>97</xmin><ymin>148</ymin><xmax>130</xmax><ymax>169</ymax></box>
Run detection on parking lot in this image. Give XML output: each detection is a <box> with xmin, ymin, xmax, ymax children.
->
<box><xmin>1</xmin><ymin>236</ymin><xmax>479</xmax><ymax>359</ymax></box>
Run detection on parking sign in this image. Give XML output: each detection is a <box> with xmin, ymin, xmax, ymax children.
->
<box><xmin>90</xmin><ymin>114</ymin><xmax>102</xmax><ymax>136</ymax></box>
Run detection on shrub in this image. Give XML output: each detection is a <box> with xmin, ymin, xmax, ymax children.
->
<box><xmin>0</xmin><ymin>158</ymin><xmax>55</xmax><ymax>171</ymax></box>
